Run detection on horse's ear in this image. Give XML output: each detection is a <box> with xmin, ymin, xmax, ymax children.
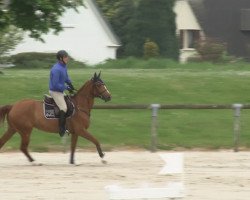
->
<box><xmin>93</xmin><ymin>72</ymin><xmax>97</xmax><ymax>80</ymax></box>
<box><xmin>98</xmin><ymin>71</ymin><xmax>101</xmax><ymax>78</ymax></box>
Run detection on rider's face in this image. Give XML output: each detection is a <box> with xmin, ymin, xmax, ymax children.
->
<box><xmin>62</xmin><ymin>56</ymin><xmax>69</xmax><ymax>64</ymax></box>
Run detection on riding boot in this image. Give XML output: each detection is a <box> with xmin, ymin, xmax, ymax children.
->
<box><xmin>59</xmin><ymin>110</ymin><xmax>67</xmax><ymax>137</ymax></box>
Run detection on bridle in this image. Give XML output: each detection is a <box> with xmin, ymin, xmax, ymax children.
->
<box><xmin>74</xmin><ymin>80</ymin><xmax>110</xmax><ymax>115</ymax></box>
<box><xmin>93</xmin><ymin>81</ymin><xmax>110</xmax><ymax>101</ymax></box>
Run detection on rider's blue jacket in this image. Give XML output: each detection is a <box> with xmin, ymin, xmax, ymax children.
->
<box><xmin>49</xmin><ymin>62</ymin><xmax>71</xmax><ymax>92</ymax></box>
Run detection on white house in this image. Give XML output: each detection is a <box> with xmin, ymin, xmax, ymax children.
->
<box><xmin>174</xmin><ymin>0</ymin><xmax>205</xmax><ymax>63</ymax></box>
<box><xmin>11</xmin><ymin>0</ymin><xmax>205</xmax><ymax>64</ymax></box>
<box><xmin>11</xmin><ymin>0</ymin><xmax>121</xmax><ymax>65</ymax></box>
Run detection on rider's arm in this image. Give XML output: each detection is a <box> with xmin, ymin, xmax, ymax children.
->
<box><xmin>50</xmin><ymin>69</ymin><xmax>66</xmax><ymax>92</ymax></box>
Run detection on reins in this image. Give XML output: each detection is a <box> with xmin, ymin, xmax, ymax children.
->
<box><xmin>68</xmin><ymin>94</ymin><xmax>91</xmax><ymax>117</ymax></box>
<box><xmin>76</xmin><ymin>106</ymin><xmax>90</xmax><ymax>116</ymax></box>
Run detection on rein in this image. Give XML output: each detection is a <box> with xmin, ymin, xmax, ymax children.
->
<box><xmin>76</xmin><ymin>106</ymin><xmax>90</xmax><ymax>116</ymax></box>
<box><xmin>69</xmin><ymin>95</ymin><xmax>91</xmax><ymax>117</ymax></box>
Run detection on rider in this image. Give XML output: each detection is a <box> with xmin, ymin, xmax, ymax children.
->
<box><xmin>49</xmin><ymin>50</ymin><xmax>75</xmax><ymax>137</ymax></box>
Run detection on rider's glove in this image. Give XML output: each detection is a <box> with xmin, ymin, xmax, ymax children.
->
<box><xmin>67</xmin><ymin>82</ymin><xmax>76</xmax><ymax>94</ymax></box>
<box><xmin>68</xmin><ymin>82</ymin><xmax>75</xmax><ymax>91</ymax></box>
<box><xmin>66</xmin><ymin>86</ymin><xmax>74</xmax><ymax>94</ymax></box>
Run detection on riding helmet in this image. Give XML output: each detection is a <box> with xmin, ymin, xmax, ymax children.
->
<box><xmin>56</xmin><ymin>50</ymin><xmax>69</xmax><ymax>60</ymax></box>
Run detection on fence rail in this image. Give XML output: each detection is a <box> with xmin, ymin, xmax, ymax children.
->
<box><xmin>93</xmin><ymin>103</ymin><xmax>249</xmax><ymax>152</ymax></box>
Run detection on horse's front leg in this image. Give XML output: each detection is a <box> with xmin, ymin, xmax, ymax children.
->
<box><xmin>70</xmin><ymin>133</ymin><xmax>78</xmax><ymax>164</ymax></box>
<box><xmin>78</xmin><ymin>129</ymin><xmax>105</xmax><ymax>159</ymax></box>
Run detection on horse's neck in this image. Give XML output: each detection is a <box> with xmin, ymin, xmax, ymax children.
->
<box><xmin>74</xmin><ymin>81</ymin><xmax>94</xmax><ymax>112</ymax></box>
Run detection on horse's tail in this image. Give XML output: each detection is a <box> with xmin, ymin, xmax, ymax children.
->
<box><xmin>0</xmin><ymin>105</ymin><xmax>13</xmax><ymax>126</ymax></box>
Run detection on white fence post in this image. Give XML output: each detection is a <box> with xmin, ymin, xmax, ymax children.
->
<box><xmin>150</xmin><ymin>104</ymin><xmax>160</xmax><ymax>152</ymax></box>
<box><xmin>232</xmin><ymin>104</ymin><xmax>242</xmax><ymax>152</ymax></box>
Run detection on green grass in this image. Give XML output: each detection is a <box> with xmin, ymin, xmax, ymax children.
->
<box><xmin>1</xmin><ymin>65</ymin><xmax>250</xmax><ymax>151</ymax></box>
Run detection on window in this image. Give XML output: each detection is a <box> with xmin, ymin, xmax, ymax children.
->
<box><xmin>241</xmin><ymin>9</ymin><xmax>250</xmax><ymax>31</ymax></box>
<box><xmin>180</xmin><ymin>30</ymin><xmax>200</xmax><ymax>49</ymax></box>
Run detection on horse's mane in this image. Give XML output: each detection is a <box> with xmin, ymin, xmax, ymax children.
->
<box><xmin>72</xmin><ymin>79</ymin><xmax>93</xmax><ymax>98</ymax></box>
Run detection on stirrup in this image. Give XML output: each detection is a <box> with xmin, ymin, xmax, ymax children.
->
<box><xmin>59</xmin><ymin>128</ymin><xmax>66</xmax><ymax>137</ymax></box>
<box><xmin>59</xmin><ymin>129</ymin><xmax>69</xmax><ymax>137</ymax></box>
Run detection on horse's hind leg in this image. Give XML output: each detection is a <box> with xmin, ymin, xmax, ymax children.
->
<box><xmin>19</xmin><ymin>129</ymin><xmax>34</xmax><ymax>162</ymax></box>
<box><xmin>0</xmin><ymin>127</ymin><xmax>16</xmax><ymax>149</ymax></box>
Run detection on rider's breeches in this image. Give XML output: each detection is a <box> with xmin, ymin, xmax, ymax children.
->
<box><xmin>49</xmin><ymin>90</ymin><xmax>67</xmax><ymax>112</ymax></box>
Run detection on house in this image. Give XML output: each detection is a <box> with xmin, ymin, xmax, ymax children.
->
<box><xmin>10</xmin><ymin>0</ymin><xmax>121</xmax><ymax>65</ymax></box>
<box><xmin>12</xmin><ymin>0</ymin><xmax>250</xmax><ymax>64</ymax></box>
<box><xmin>174</xmin><ymin>0</ymin><xmax>204</xmax><ymax>62</ymax></box>
<box><xmin>175</xmin><ymin>0</ymin><xmax>250</xmax><ymax>62</ymax></box>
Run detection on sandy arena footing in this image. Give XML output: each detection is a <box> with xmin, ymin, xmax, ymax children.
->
<box><xmin>0</xmin><ymin>150</ymin><xmax>249</xmax><ymax>200</ymax></box>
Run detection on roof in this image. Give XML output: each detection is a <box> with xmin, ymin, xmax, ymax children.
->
<box><xmin>174</xmin><ymin>0</ymin><xmax>202</xmax><ymax>30</ymax></box>
<box><xmin>87</xmin><ymin>0</ymin><xmax>121</xmax><ymax>47</ymax></box>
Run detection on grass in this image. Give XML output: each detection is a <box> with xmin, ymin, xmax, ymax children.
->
<box><xmin>1</xmin><ymin>63</ymin><xmax>250</xmax><ymax>151</ymax></box>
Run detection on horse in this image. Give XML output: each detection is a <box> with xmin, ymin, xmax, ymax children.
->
<box><xmin>0</xmin><ymin>72</ymin><xmax>111</xmax><ymax>164</ymax></box>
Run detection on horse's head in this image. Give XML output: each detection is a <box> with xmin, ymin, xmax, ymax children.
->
<box><xmin>91</xmin><ymin>72</ymin><xmax>111</xmax><ymax>102</ymax></box>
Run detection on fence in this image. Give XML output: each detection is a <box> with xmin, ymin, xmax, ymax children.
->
<box><xmin>93</xmin><ymin>103</ymin><xmax>250</xmax><ymax>152</ymax></box>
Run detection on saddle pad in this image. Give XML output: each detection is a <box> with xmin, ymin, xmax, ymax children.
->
<box><xmin>43</xmin><ymin>102</ymin><xmax>75</xmax><ymax>119</ymax></box>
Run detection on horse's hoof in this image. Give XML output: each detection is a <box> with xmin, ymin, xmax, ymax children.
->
<box><xmin>70</xmin><ymin>162</ymin><xmax>81</xmax><ymax>166</ymax></box>
<box><xmin>31</xmin><ymin>161</ymin><xmax>43</xmax><ymax>166</ymax></box>
<box><xmin>100</xmin><ymin>152</ymin><xmax>105</xmax><ymax>158</ymax></box>
<box><xmin>101</xmin><ymin>159</ymin><xmax>107</xmax><ymax>164</ymax></box>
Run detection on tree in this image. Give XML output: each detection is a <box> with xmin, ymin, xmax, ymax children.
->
<box><xmin>97</xmin><ymin>0</ymin><xmax>179</xmax><ymax>59</ymax></box>
<box><xmin>0</xmin><ymin>25</ymin><xmax>23</xmax><ymax>62</ymax></box>
<box><xmin>110</xmin><ymin>0</ymin><xmax>137</xmax><ymax>57</ymax></box>
<box><xmin>0</xmin><ymin>0</ymin><xmax>83</xmax><ymax>40</ymax></box>
<box><xmin>96</xmin><ymin>0</ymin><xmax>137</xmax><ymax>57</ymax></box>
<box><xmin>95</xmin><ymin>0</ymin><xmax>121</xmax><ymax>20</ymax></box>
<box><xmin>125</xmin><ymin>0</ymin><xmax>179</xmax><ymax>60</ymax></box>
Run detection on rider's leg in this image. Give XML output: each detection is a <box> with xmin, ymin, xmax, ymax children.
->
<box><xmin>58</xmin><ymin>110</ymin><xmax>67</xmax><ymax>137</ymax></box>
<box><xmin>49</xmin><ymin>91</ymin><xmax>68</xmax><ymax>137</ymax></box>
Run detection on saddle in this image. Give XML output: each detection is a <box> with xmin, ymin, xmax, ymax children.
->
<box><xmin>43</xmin><ymin>95</ymin><xmax>75</xmax><ymax>119</ymax></box>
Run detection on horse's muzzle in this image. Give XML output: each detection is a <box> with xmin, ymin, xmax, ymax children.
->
<box><xmin>104</xmin><ymin>96</ymin><xmax>111</xmax><ymax>102</ymax></box>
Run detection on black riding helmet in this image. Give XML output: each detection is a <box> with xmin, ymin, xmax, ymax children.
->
<box><xmin>56</xmin><ymin>50</ymin><xmax>68</xmax><ymax>61</ymax></box>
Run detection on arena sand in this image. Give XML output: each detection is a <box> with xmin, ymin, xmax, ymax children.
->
<box><xmin>0</xmin><ymin>150</ymin><xmax>249</xmax><ymax>200</ymax></box>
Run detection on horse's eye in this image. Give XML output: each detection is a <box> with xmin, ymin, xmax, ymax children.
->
<box><xmin>96</xmin><ymin>82</ymin><xmax>104</xmax><ymax>87</ymax></box>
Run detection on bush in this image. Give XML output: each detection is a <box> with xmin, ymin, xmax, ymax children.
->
<box><xmin>94</xmin><ymin>57</ymin><xmax>180</xmax><ymax>69</ymax></box>
<box><xmin>143</xmin><ymin>38</ymin><xmax>159</xmax><ymax>59</ymax></box>
<box><xmin>10</xmin><ymin>52</ymin><xmax>87</xmax><ymax>69</ymax></box>
<box><xmin>195</xmin><ymin>38</ymin><xmax>226</xmax><ymax>62</ymax></box>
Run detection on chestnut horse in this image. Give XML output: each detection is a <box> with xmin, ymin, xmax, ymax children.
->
<box><xmin>0</xmin><ymin>72</ymin><xmax>111</xmax><ymax>164</ymax></box>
